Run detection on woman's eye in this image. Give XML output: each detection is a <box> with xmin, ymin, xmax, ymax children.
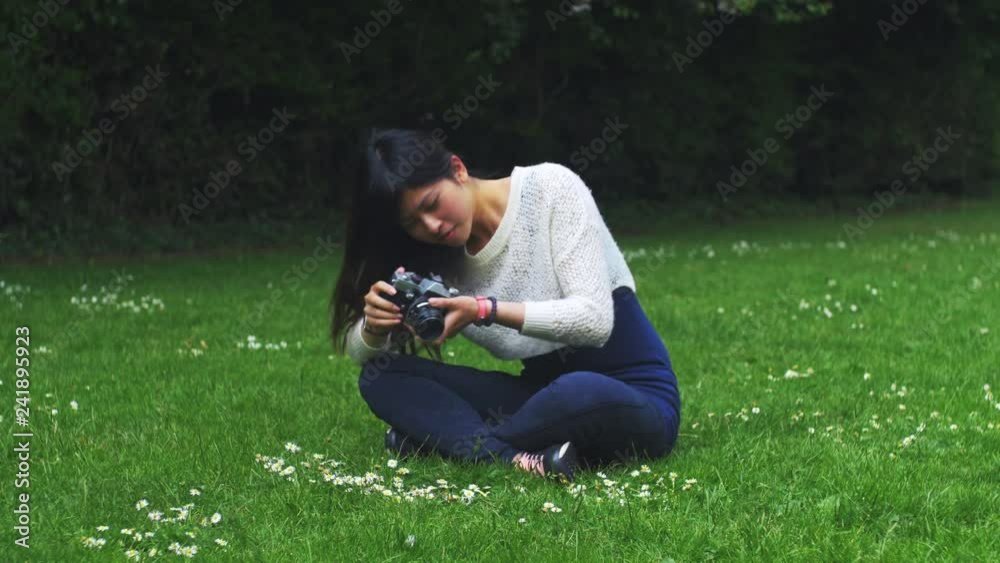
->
<box><xmin>428</xmin><ymin>198</ymin><xmax>438</xmax><ymax>210</ymax></box>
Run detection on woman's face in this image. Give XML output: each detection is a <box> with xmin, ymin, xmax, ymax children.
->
<box><xmin>397</xmin><ymin>175</ymin><xmax>474</xmax><ymax>247</ymax></box>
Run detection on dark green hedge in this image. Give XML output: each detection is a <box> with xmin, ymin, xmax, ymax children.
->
<box><xmin>1</xmin><ymin>0</ymin><xmax>996</xmax><ymax>240</ymax></box>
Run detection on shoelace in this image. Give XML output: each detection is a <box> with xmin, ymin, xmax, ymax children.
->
<box><xmin>513</xmin><ymin>452</ymin><xmax>546</xmax><ymax>476</ymax></box>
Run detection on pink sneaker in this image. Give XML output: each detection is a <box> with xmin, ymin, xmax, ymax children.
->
<box><xmin>512</xmin><ymin>441</ymin><xmax>578</xmax><ymax>482</ymax></box>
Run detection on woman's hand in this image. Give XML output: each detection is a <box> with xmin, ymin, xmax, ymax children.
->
<box><xmin>362</xmin><ymin>270</ymin><xmax>404</xmax><ymax>336</ymax></box>
<box><xmin>413</xmin><ymin>295</ymin><xmax>479</xmax><ymax>346</ymax></box>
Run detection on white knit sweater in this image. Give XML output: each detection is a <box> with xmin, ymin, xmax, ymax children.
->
<box><xmin>346</xmin><ymin>162</ymin><xmax>636</xmax><ymax>366</ymax></box>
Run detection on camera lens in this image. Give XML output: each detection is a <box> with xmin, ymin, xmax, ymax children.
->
<box><xmin>406</xmin><ymin>298</ymin><xmax>444</xmax><ymax>340</ymax></box>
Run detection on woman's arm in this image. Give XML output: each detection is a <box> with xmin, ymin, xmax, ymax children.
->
<box><xmin>516</xmin><ymin>166</ymin><xmax>616</xmax><ymax>348</ymax></box>
<box><xmin>487</xmin><ymin>300</ymin><xmax>525</xmax><ymax>332</ymax></box>
<box><xmin>426</xmin><ymin>165</ymin><xmax>617</xmax><ymax>349</ymax></box>
<box><xmin>422</xmin><ymin>296</ymin><xmax>525</xmax><ymax>345</ymax></box>
<box><xmin>345</xmin><ymin>316</ymin><xmax>391</xmax><ymax>366</ymax></box>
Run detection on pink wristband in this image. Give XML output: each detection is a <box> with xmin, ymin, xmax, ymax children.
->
<box><xmin>475</xmin><ymin>296</ymin><xmax>488</xmax><ymax>324</ymax></box>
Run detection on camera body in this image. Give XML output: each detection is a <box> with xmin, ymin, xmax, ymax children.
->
<box><xmin>379</xmin><ymin>270</ymin><xmax>461</xmax><ymax>340</ymax></box>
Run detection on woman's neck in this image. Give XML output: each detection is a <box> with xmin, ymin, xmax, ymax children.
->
<box><xmin>466</xmin><ymin>176</ymin><xmax>511</xmax><ymax>255</ymax></box>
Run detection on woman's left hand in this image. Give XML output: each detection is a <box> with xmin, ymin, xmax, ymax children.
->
<box><xmin>421</xmin><ymin>295</ymin><xmax>479</xmax><ymax>346</ymax></box>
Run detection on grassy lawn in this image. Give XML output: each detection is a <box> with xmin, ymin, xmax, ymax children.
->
<box><xmin>2</xmin><ymin>199</ymin><xmax>998</xmax><ymax>561</ymax></box>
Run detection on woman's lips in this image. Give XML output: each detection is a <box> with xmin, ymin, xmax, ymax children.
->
<box><xmin>443</xmin><ymin>228</ymin><xmax>455</xmax><ymax>241</ymax></box>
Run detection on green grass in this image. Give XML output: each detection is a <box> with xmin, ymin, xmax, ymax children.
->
<box><xmin>2</xmin><ymin>199</ymin><xmax>999</xmax><ymax>561</ymax></box>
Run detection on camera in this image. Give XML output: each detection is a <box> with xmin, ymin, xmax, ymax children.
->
<box><xmin>379</xmin><ymin>270</ymin><xmax>461</xmax><ymax>340</ymax></box>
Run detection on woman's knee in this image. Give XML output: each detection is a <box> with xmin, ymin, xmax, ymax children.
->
<box><xmin>357</xmin><ymin>356</ymin><xmax>401</xmax><ymax>400</ymax></box>
<box><xmin>551</xmin><ymin>371</ymin><xmax>647</xmax><ymax>407</ymax></box>
<box><xmin>652</xmin><ymin>404</ymin><xmax>681</xmax><ymax>458</ymax></box>
<box><xmin>356</xmin><ymin>353</ymin><xmax>436</xmax><ymax>401</ymax></box>
<box><xmin>550</xmin><ymin>370</ymin><xmax>607</xmax><ymax>391</ymax></box>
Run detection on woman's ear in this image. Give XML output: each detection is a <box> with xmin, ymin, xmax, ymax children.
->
<box><xmin>450</xmin><ymin>155</ymin><xmax>468</xmax><ymax>183</ymax></box>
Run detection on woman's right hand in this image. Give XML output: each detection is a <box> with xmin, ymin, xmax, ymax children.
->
<box><xmin>362</xmin><ymin>271</ymin><xmax>405</xmax><ymax>335</ymax></box>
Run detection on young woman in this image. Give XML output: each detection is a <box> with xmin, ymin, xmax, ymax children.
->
<box><xmin>330</xmin><ymin>128</ymin><xmax>681</xmax><ymax>482</ymax></box>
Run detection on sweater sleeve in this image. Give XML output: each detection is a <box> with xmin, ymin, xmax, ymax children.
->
<box><xmin>518</xmin><ymin>167</ymin><xmax>616</xmax><ymax>348</ymax></box>
<box><xmin>345</xmin><ymin>317</ymin><xmax>392</xmax><ymax>366</ymax></box>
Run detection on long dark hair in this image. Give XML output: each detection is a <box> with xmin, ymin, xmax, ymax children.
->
<box><xmin>330</xmin><ymin>128</ymin><xmax>470</xmax><ymax>361</ymax></box>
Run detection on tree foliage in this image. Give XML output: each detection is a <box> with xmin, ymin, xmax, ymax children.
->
<box><xmin>1</xmin><ymin>0</ymin><xmax>996</xmax><ymax>237</ymax></box>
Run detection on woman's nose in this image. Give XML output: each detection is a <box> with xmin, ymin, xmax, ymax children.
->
<box><xmin>422</xmin><ymin>215</ymin><xmax>441</xmax><ymax>233</ymax></box>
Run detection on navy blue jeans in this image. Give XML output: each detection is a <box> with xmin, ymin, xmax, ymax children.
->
<box><xmin>357</xmin><ymin>286</ymin><xmax>681</xmax><ymax>467</ymax></box>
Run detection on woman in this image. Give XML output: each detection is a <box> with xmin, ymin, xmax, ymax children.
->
<box><xmin>330</xmin><ymin>128</ymin><xmax>681</xmax><ymax>483</ymax></box>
